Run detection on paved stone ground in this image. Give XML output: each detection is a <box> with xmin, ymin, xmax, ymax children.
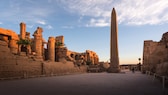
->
<box><xmin>0</xmin><ymin>71</ymin><xmax>167</xmax><ymax>95</ymax></box>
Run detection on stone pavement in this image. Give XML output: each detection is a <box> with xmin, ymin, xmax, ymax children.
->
<box><xmin>0</xmin><ymin>71</ymin><xmax>167</xmax><ymax>95</ymax></box>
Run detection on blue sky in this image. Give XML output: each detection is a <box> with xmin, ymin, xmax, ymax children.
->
<box><xmin>1</xmin><ymin>0</ymin><xmax>168</xmax><ymax>64</ymax></box>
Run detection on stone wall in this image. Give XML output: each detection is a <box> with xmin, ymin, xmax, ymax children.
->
<box><xmin>0</xmin><ymin>60</ymin><xmax>87</xmax><ymax>78</ymax></box>
<box><xmin>0</xmin><ymin>23</ymin><xmax>97</xmax><ymax>79</ymax></box>
<box><xmin>43</xmin><ymin>61</ymin><xmax>87</xmax><ymax>76</ymax></box>
<box><xmin>66</xmin><ymin>50</ymin><xmax>99</xmax><ymax>65</ymax></box>
<box><xmin>0</xmin><ymin>40</ymin><xmax>87</xmax><ymax>78</ymax></box>
<box><xmin>142</xmin><ymin>32</ymin><xmax>168</xmax><ymax>76</ymax></box>
<box><xmin>86</xmin><ymin>50</ymin><xmax>99</xmax><ymax>64</ymax></box>
<box><xmin>0</xmin><ymin>61</ymin><xmax>42</xmax><ymax>78</ymax></box>
<box><xmin>0</xmin><ymin>40</ymin><xmax>42</xmax><ymax>78</ymax></box>
<box><xmin>156</xmin><ymin>62</ymin><xmax>168</xmax><ymax>76</ymax></box>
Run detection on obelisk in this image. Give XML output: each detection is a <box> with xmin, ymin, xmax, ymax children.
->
<box><xmin>108</xmin><ymin>8</ymin><xmax>120</xmax><ymax>73</ymax></box>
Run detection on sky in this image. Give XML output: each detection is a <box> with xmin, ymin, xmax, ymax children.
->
<box><xmin>1</xmin><ymin>0</ymin><xmax>168</xmax><ymax>64</ymax></box>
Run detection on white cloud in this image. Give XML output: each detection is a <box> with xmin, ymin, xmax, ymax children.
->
<box><xmin>61</xmin><ymin>0</ymin><xmax>113</xmax><ymax>17</ymax></box>
<box><xmin>46</xmin><ymin>25</ymin><xmax>53</xmax><ymax>29</ymax></box>
<box><xmin>1</xmin><ymin>0</ymin><xmax>168</xmax><ymax>27</ymax></box>
<box><xmin>60</xmin><ymin>0</ymin><xmax>168</xmax><ymax>26</ymax></box>
<box><xmin>116</xmin><ymin>0</ymin><xmax>168</xmax><ymax>25</ymax></box>
<box><xmin>86</xmin><ymin>18</ymin><xmax>109</xmax><ymax>27</ymax></box>
<box><xmin>36</xmin><ymin>20</ymin><xmax>46</xmax><ymax>25</ymax></box>
<box><xmin>0</xmin><ymin>22</ymin><xmax>3</xmax><ymax>24</ymax></box>
<box><xmin>0</xmin><ymin>1</ymin><xmax>54</xmax><ymax>25</ymax></box>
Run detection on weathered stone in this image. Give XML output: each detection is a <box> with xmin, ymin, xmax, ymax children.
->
<box><xmin>0</xmin><ymin>28</ymin><xmax>19</xmax><ymax>54</ymax></box>
<box><xmin>143</xmin><ymin>32</ymin><xmax>168</xmax><ymax>76</ymax></box>
<box><xmin>108</xmin><ymin>8</ymin><xmax>120</xmax><ymax>73</ymax></box>
<box><xmin>33</xmin><ymin>27</ymin><xmax>43</xmax><ymax>57</ymax></box>
<box><xmin>20</xmin><ymin>22</ymin><xmax>26</xmax><ymax>39</ymax></box>
<box><xmin>0</xmin><ymin>22</ymin><xmax>99</xmax><ymax>78</ymax></box>
<box><xmin>9</xmin><ymin>39</ymin><xmax>18</xmax><ymax>54</ymax></box>
<box><xmin>55</xmin><ymin>35</ymin><xmax>64</xmax><ymax>45</ymax></box>
<box><xmin>48</xmin><ymin>37</ymin><xmax>55</xmax><ymax>61</ymax></box>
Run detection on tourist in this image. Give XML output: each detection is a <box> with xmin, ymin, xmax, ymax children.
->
<box><xmin>132</xmin><ymin>67</ymin><xmax>135</xmax><ymax>73</ymax></box>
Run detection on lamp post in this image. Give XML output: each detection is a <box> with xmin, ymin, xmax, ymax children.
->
<box><xmin>138</xmin><ymin>58</ymin><xmax>141</xmax><ymax>63</ymax></box>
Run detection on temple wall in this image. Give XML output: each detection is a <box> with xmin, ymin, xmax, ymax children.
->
<box><xmin>142</xmin><ymin>32</ymin><xmax>168</xmax><ymax>76</ymax></box>
<box><xmin>0</xmin><ymin>61</ymin><xmax>87</xmax><ymax>78</ymax></box>
<box><xmin>43</xmin><ymin>62</ymin><xmax>87</xmax><ymax>76</ymax></box>
<box><xmin>0</xmin><ymin>23</ymin><xmax>98</xmax><ymax>79</ymax></box>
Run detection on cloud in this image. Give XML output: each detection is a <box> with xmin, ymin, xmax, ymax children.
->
<box><xmin>116</xmin><ymin>0</ymin><xmax>168</xmax><ymax>25</ymax></box>
<box><xmin>46</xmin><ymin>25</ymin><xmax>53</xmax><ymax>29</ymax></box>
<box><xmin>86</xmin><ymin>18</ymin><xmax>109</xmax><ymax>27</ymax></box>
<box><xmin>36</xmin><ymin>20</ymin><xmax>46</xmax><ymax>25</ymax></box>
<box><xmin>1</xmin><ymin>0</ymin><xmax>168</xmax><ymax>27</ymax></box>
<box><xmin>0</xmin><ymin>0</ymin><xmax>54</xmax><ymax>24</ymax></box>
<box><xmin>60</xmin><ymin>0</ymin><xmax>168</xmax><ymax>26</ymax></box>
<box><xmin>61</xmin><ymin>0</ymin><xmax>113</xmax><ymax>17</ymax></box>
<box><xmin>0</xmin><ymin>22</ymin><xmax>3</xmax><ymax>24</ymax></box>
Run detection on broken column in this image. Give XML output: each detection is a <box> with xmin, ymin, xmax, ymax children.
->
<box><xmin>48</xmin><ymin>37</ymin><xmax>55</xmax><ymax>61</ymax></box>
<box><xmin>33</xmin><ymin>27</ymin><xmax>43</xmax><ymax>61</ymax></box>
<box><xmin>20</xmin><ymin>22</ymin><xmax>26</xmax><ymax>39</ymax></box>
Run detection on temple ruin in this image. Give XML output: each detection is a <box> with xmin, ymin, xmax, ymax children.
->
<box><xmin>0</xmin><ymin>22</ymin><xmax>99</xmax><ymax>78</ymax></box>
<box><xmin>142</xmin><ymin>32</ymin><xmax>168</xmax><ymax>76</ymax></box>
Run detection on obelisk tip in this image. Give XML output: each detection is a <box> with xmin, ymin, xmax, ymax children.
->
<box><xmin>112</xmin><ymin>8</ymin><xmax>116</xmax><ymax>15</ymax></box>
<box><xmin>112</xmin><ymin>8</ymin><xmax>116</xmax><ymax>12</ymax></box>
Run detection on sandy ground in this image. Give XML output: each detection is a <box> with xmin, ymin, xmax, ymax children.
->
<box><xmin>0</xmin><ymin>71</ymin><xmax>167</xmax><ymax>95</ymax></box>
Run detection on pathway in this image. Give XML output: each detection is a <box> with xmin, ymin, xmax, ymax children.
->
<box><xmin>0</xmin><ymin>71</ymin><xmax>167</xmax><ymax>95</ymax></box>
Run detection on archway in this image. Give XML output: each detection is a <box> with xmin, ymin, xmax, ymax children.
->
<box><xmin>21</xmin><ymin>45</ymin><xmax>27</xmax><ymax>52</ymax></box>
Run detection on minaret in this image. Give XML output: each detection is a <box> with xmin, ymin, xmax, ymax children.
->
<box><xmin>108</xmin><ymin>8</ymin><xmax>120</xmax><ymax>73</ymax></box>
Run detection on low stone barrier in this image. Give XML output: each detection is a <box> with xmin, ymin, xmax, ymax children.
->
<box><xmin>145</xmin><ymin>71</ymin><xmax>168</xmax><ymax>89</ymax></box>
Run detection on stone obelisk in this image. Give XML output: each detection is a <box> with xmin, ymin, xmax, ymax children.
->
<box><xmin>108</xmin><ymin>8</ymin><xmax>120</xmax><ymax>73</ymax></box>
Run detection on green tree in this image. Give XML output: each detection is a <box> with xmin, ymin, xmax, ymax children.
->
<box><xmin>16</xmin><ymin>39</ymin><xmax>31</xmax><ymax>46</ymax></box>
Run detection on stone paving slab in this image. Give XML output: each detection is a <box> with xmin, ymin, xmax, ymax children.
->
<box><xmin>0</xmin><ymin>71</ymin><xmax>167</xmax><ymax>95</ymax></box>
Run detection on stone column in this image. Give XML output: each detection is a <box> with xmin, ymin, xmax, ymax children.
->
<box><xmin>20</xmin><ymin>22</ymin><xmax>26</xmax><ymax>39</ymax></box>
<box><xmin>108</xmin><ymin>8</ymin><xmax>120</xmax><ymax>73</ymax></box>
<box><xmin>33</xmin><ymin>27</ymin><xmax>43</xmax><ymax>60</ymax></box>
<box><xmin>9</xmin><ymin>39</ymin><xmax>18</xmax><ymax>54</ymax></box>
<box><xmin>48</xmin><ymin>37</ymin><xmax>55</xmax><ymax>61</ymax></box>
